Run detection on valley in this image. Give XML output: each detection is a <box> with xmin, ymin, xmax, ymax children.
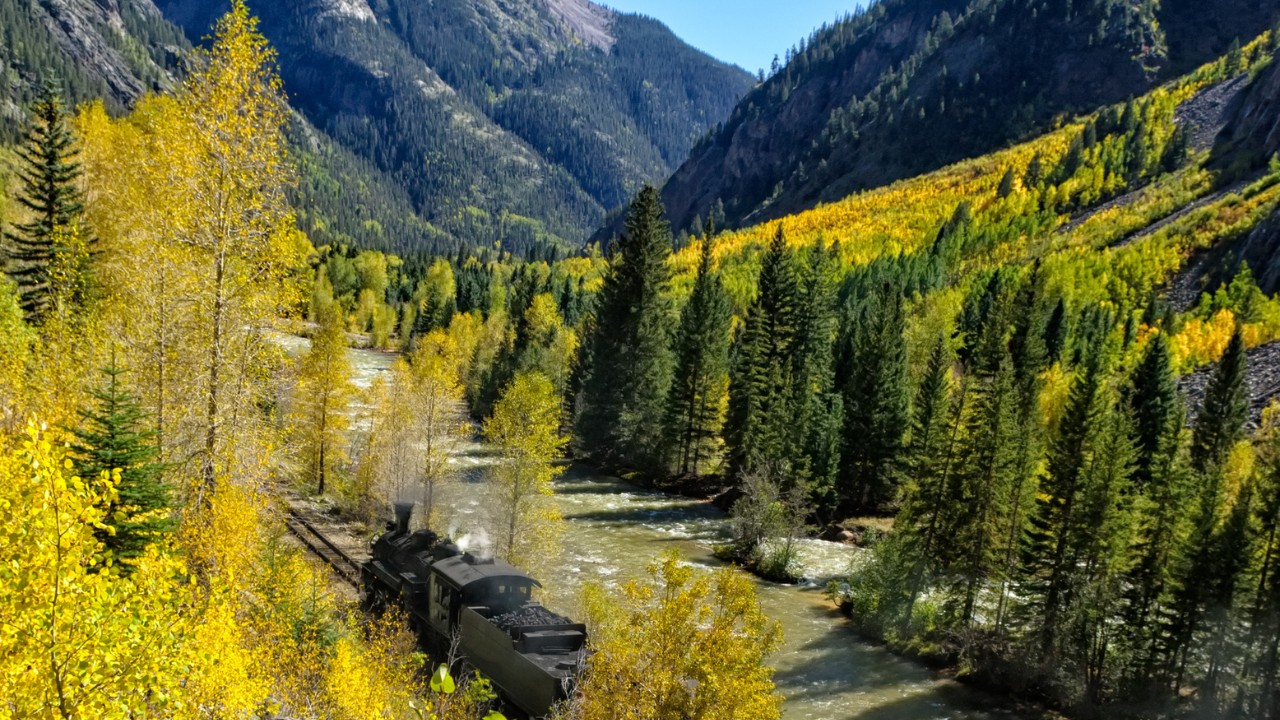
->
<box><xmin>9</xmin><ymin>1</ymin><xmax>1280</xmax><ymax>719</ymax></box>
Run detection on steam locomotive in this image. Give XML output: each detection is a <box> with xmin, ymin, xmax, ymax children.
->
<box><xmin>361</xmin><ymin>503</ymin><xmax>587</xmax><ymax>718</ymax></box>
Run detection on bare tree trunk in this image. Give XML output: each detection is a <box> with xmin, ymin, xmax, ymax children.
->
<box><xmin>202</xmin><ymin>251</ymin><xmax>226</xmax><ymax>506</ymax></box>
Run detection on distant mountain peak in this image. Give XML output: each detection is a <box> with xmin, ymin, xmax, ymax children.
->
<box><xmin>544</xmin><ymin>0</ymin><xmax>615</xmax><ymax>52</ymax></box>
<box><xmin>314</xmin><ymin>0</ymin><xmax>376</xmax><ymax>23</ymax></box>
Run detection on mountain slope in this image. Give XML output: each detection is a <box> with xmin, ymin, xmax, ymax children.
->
<box><xmin>653</xmin><ymin>0</ymin><xmax>1280</xmax><ymax>238</ymax></box>
<box><xmin>0</xmin><ymin>0</ymin><xmax>186</xmax><ymax>134</ymax></box>
<box><xmin>154</xmin><ymin>0</ymin><xmax>755</xmax><ymax>250</ymax></box>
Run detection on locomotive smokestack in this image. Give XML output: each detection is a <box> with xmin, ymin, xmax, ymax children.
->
<box><xmin>394</xmin><ymin>502</ymin><xmax>414</xmax><ymax>536</ymax></box>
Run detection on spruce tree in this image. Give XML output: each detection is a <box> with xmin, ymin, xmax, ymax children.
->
<box><xmin>1191</xmin><ymin>327</ymin><xmax>1249</xmax><ymax>475</ymax></box>
<box><xmin>1120</xmin><ymin>332</ymin><xmax>1189</xmax><ymax>690</ymax></box>
<box><xmin>956</xmin><ymin>270</ymin><xmax>1012</xmax><ymax>367</ymax></box>
<box><xmin>1070</xmin><ymin>396</ymin><xmax>1138</xmax><ymax>704</ymax></box>
<box><xmin>69</xmin><ymin>360</ymin><xmax>173</xmax><ymax>567</ymax></box>
<box><xmin>575</xmin><ymin>186</ymin><xmax>675</xmax><ymax>472</ymax></box>
<box><xmin>839</xmin><ymin>282</ymin><xmax>909</xmax><ymax>513</ymax></box>
<box><xmin>1167</xmin><ymin>326</ymin><xmax>1250</xmax><ymax>690</ymax></box>
<box><xmin>950</xmin><ymin>294</ymin><xmax>1019</xmax><ymax>626</ymax></box>
<box><xmin>954</xmin><ymin>348</ymin><xmax>1019</xmax><ymax>626</ymax></box>
<box><xmin>1199</xmin><ymin>480</ymin><xmax>1254</xmax><ymax>708</ymax></box>
<box><xmin>725</xmin><ymin>226</ymin><xmax>800</xmax><ymax>479</ymax></box>
<box><xmin>996</xmin><ymin>268</ymin><xmax>1049</xmax><ymax>632</ymax></box>
<box><xmin>897</xmin><ymin>336</ymin><xmax>957</xmax><ymax>626</ymax></box>
<box><xmin>4</xmin><ymin>79</ymin><xmax>88</xmax><ymax>323</ymax></box>
<box><xmin>1044</xmin><ymin>297</ymin><xmax>1070</xmax><ymax>365</ymax></box>
<box><xmin>1128</xmin><ymin>332</ymin><xmax>1181</xmax><ymax>493</ymax></box>
<box><xmin>1248</xmin><ymin>430</ymin><xmax>1280</xmax><ymax>718</ymax></box>
<box><xmin>792</xmin><ymin>243</ymin><xmax>842</xmax><ymax>500</ymax></box>
<box><xmin>664</xmin><ymin>234</ymin><xmax>732</xmax><ymax>477</ymax></box>
<box><xmin>1022</xmin><ymin>349</ymin><xmax>1105</xmax><ymax>655</ymax></box>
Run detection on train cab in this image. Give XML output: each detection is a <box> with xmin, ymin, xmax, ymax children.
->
<box><xmin>428</xmin><ymin>553</ymin><xmax>540</xmax><ymax>635</ymax></box>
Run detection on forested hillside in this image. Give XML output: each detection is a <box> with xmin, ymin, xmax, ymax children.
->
<box><xmin>0</xmin><ymin>0</ymin><xmax>186</xmax><ymax>129</ymax></box>
<box><xmin>652</xmin><ymin>0</ymin><xmax>1280</xmax><ymax>239</ymax></box>
<box><xmin>153</xmin><ymin>0</ymin><xmax>754</xmax><ymax>252</ymax></box>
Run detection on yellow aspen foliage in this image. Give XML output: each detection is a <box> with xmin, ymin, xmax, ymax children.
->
<box><xmin>1170</xmin><ymin>309</ymin><xmax>1259</xmax><ymax>372</ymax></box>
<box><xmin>322</xmin><ymin>614</ymin><xmax>421</xmax><ymax>720</ymax></box>
<box><xmin>0</xmin><ymin>280</ymin><xmax>33</xmax><ymax>432</ymax></box>
<box><xmin>0</xmin><ymin>422</ymin><xmax>191</xmax><ymax>719</ymax></box>
<box><xmin>172</xmin><ymin>0</ymin><xmax>310</xmax><ymax>495</ymax></box>
<box><xmin>1222</xmin><ymin>440</ymin><xmax>1257</xmax><ymax>518</ymax></box>
<box><xmin>292</xmin><ymin>302</ymin><xmax>354</xmax><ymax>495</ymax></box>
<box><xmin>409</xmin><ymin>330</ymin><xmax>468</xmax><ymax>529</ymax></box>
<box><xmin>180</xmin><ymin>475</ymin><xmax>267</xmax><ymax>594</ymax></box>
<box><xmin>483</xmin><ymin>372</ymin><xmax>567</xmax><ymax>571</ymax></box>
<box><xmin>77</xmin><ymin>97</ymin><xmax>207</xmax><ymax>469</ymax></box>
<box><xmin>363</xmin><ymin>361</ymin><xmax>423</xmax><ymax>503</ymax></box>
<box><xmin>182</xmin><ymin>590</ymin><xmax>272</xmax><ymax>718</ymax></box>
<box><xmin>445</xmin><ymin>310</ymin><xmax>486</xmax><ymax>384</ymax></box>
<box><xmin>1038</xmin><ymin>363</ymin><xmax>1074</xmax><ymax>433</ymax></box>
<box><xmin>518</xmin><ymin>293</ymin><xmax>579</xmax><ymax>396</ymax></box>
<box><xmin>569</xmin><ymin>552</ymin><xmax>783</xmax><ymax>720</ymax></box>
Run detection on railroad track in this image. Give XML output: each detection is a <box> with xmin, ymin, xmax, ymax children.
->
<box><xmin>284</xmin><ymin>508</ymin><xmax>363</xmax><ymax>589</ymax></box>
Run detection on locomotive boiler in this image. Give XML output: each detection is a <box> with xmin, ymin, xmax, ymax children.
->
<box><xmin>361</xmin><ymin>503</ymin><xmax>587</xmax><ymax>718</ymax></box>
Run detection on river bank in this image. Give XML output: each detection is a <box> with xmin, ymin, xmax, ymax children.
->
<box><xmin>280</xmin><ymin>335</ymin><xmax>1040</xmax><ymax>719</ymax></box>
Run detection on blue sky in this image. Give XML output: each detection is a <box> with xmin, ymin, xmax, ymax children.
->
<box><xmin>603</xmin><ymin>0</ymin><xmax>861</xmax><ymax>74</ymax></box>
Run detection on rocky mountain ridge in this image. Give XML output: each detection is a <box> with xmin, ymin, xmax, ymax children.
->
<box><xmin>643</xmin><ymin>0</ymin><xmax>1280</xmax><ymax>242</ymax></box>
<box><xmin>3</xmin><ymin>0</ymin><xmax>753</xmax><ymax>252</ymax></box>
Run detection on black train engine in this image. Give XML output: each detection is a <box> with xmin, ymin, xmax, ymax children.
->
<box><xmin>362</xmin><ymin>503</ymin><xmax>587</xmax><ymax>718</ymax></box>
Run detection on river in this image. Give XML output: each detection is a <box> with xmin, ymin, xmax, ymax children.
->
<box><xmin>282</xmin><ymin>335</ymin><xmax>1026</xmax><ymax>719</ymax></box>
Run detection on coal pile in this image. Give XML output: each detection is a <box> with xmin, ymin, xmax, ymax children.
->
<box><xmin>493</xmin><ymin>605</ymin><xmax>572</xmax><ymax>631</ymax></box>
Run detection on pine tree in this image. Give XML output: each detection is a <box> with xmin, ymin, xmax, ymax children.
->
<box><xmin>725</xmin><ymin>226</ymin><xmax>800</xmax><ymax>479</ymax></box>
<box><xmin>792</xmin><ymin>243</ymin><xmax>842</xmax><ymax>500</ymax></box>
<box><xmin>839</xmin><ymin>282</ymin><xmax>909</xmax><ymax>513</ymax></box>
<box><xmin>950</xmin><ymin>296</ymin><xmax>1019</xmax><ymax>625</ymax></box>
<box><xmin>4</xmin><ymin>79</ymin><xmax>88</xmax><ymax>323</ymax></box>
<box><xmin>997</xmin><ymin>167</ymin><xmax>1017</xmax><ymax>198</ymax></box>
<box><xmin>1070</xmin><ymin>398</ymin><xmax>1138</xmax><ymax>705</ymax></box>
<box><xmin>896</xmin><ymin>336</ymin><xmax>957</xmax><ymax>627</ymax></box>
<box><xmin>956</xmin><ymin>270</ymin><xmax>1011</xmax><ymax>367</ymax></box>
<box><xmin>1248</xmin><ymin>427</ymin><xmax>1280</xmax><ymax>718</ymax></box>
<box><xmin>1191</xmin><ymin>327</ymin><xmax>1249</xmax><ymax>475</ymax></box>
<box><xmin>996</xmin><ymin>268</ymin><xmax>1049</xmax><ymax>632</ymax></box>
<box><xmin>1128</xmin><ymin>333</ymin><xmax>1182</xmax><ymax>493</ymax></box>
<box><xmin>69</xmin><ymin>360</ymin><xmax>173</xmax><ymax>567</ymax></box>
<box><xmin>576</xmin><ymin>186</ymin><xmax>675</xmax><ymax>473</ymax></box>
<box><xmin>1022</xmin><ymin>350</ymin><xmax>1105</xmax><ymax>655</ymax></box>
<box><xmin>1120</xmin><ymin>332</ymin><xmax>1189</xmax><ymax>691</ymax></box>
<box><xmin>1199</xmin><ymin>480</ymin><xmax>1254</xmax><ymax>709</ymax></box>
<box><xmin>665</xmin><ymin>235</ymin><xmax>732</xmax><ymax>477</ymax></box>
<box><xmin>1167</xmin><ymin>327</ymin><xmax>1250</xmax><ymax>690</ymax></box>
<box><xmin>1045</xmin><ymin>297</ymin><xmax>1070</xmax><ymax>365</ymax></box>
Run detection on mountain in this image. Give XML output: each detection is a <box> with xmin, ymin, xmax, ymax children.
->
<box><xmin>152</xmin><ymin>0</ymin><xmax>756</xmax><ymax>252</ymax></box>
<box><xmin>0</xmin><ymin>0</ymin><xmax>187</xmax><ymax>133</ymax></box>
<box><xmin>650</xmin><ymin>0</ymin><xmax>1280</xmax><ymax>239</ymax></box>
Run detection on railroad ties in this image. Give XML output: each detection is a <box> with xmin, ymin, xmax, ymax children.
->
<box><xmin>284</xmin><ymin>508</ymin><xmax>363</xmax><ymax>589</ymax></box>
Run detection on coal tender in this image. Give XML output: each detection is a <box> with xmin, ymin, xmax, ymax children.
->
<box><xmin>362</xmin><ymin>503</ymin><xmax>587</xmax><ymax>718</ymax></box>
